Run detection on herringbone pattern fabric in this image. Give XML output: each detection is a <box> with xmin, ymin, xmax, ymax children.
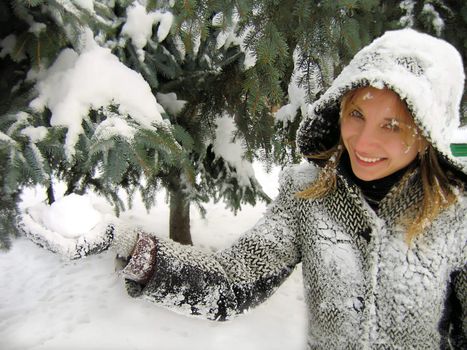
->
<box><xmin>125</xmin><ymin>163</ymin><xmax>467</xmax><ymax>349</ymax></box>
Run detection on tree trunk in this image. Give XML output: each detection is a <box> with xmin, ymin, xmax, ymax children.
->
<box><xmin>169</xmin><ymin>188</ymin><xmax>192</xmax><ymax>245</ymax></box>
<box><xmin>46</xmin><ymin>183</ymin><xmax>55</xmax><ymax>205</ymax></box>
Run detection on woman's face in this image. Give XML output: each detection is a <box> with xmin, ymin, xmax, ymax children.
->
<box><xmin>340</xmin><ymin>87</ymin><xmax>421</xmax><ymax>181</ymax></box>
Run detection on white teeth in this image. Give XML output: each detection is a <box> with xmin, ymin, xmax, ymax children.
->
<box><xmin>355</xmin><ymin>152</ymin><xmax>383</xmax><ymax>163</ymax></box>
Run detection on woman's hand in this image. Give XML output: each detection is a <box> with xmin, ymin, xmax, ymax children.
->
<box><xmin>20</xmin><ymin>206</ymin><xmax>141</xmax><ymax>260</ymax></box>
<box><xmin>21</xmin><ymin>206</ymin><xmax>158</xmax><ymax>283</ymax></box>
<box><xmin>119</xmin><ymin>233</ymin><xmax>157</xmax><ymax>285</ymax></box>
<box><xmin>20</xmin><ymin>207</ymin><xmax>115</xmax><ymax>259</ymax></box>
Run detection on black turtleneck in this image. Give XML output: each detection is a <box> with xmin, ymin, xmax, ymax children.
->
<box><xmin>338</xmin><ymin>151</ymin><xmax>415</xmax><ymax>211</ymax></box>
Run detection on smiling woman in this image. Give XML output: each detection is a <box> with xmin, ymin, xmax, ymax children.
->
<box><xmin>24</xmin><ymin>29</ymin><xmax>467</xmax><ymax>350</ymax></box>
<box><xmin>340</xmin><ymin>86</ymin><xmax>423</xmax><ymax>181</ymax></box>
<box><xmin>298</xmin><ymin>82</ymin><xmax>462</xmax><ymax>243</ymax></box>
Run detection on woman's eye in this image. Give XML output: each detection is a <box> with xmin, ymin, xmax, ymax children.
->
<box><xmin>349</xmin><ymin>110</ymin><xmax>363</xmax><ymax>119</ymax></box>
<box><xmin>381</xmin><ymin>119</ymin><xmax>401</xmax><ymax>132</ymax></box>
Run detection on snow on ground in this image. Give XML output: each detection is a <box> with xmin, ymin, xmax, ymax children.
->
<box><xmin>0</xmin><ymin>164</ymin><xmax>307</xmax><ymax>350</ymax></box>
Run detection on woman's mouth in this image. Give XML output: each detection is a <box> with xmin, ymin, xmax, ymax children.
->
<box><xmin>355</xmin><ymin>152</ymin><xmax>386</xmax><ymax>165</ymax></box>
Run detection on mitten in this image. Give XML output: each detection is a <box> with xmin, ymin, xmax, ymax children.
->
<box><xmin>120</xmin><ymin>233</ymin><xmax>157</xmax><ymax>285</ymax></box>
<box><xmin>20</xmin><ymin>208</ymin><xmax>114</xmax><ymax>259</ymax></box>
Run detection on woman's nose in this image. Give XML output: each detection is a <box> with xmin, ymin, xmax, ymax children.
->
<box><xmin>353</xmin><ymin>124</ymin><xmax>379</xmax><ymax>150</ymax></box>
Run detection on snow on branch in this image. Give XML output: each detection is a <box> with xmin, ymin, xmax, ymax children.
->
<box><xmin>274</xmin><ymin>49</ymin><xmax>307</xmax><ymax>126</ymax></box>
<box><xmin>0</xmin><ymin>131</ymin><xmax>13</xmax><ymax>144</ymax></box>
<box><xmin>93</xmin><ymin>115</ymin><xmax>137</xmax><ymax>142</ymax></box>
<box><xmin>421</xmin><ymin>4</ymin><xmax>444</xmax><ymax>36</ymax></box>
<box><xmin>74</xmin><ymin>0</ymin><xmax>95</xmax><ymax>13</ymax></box>
<box><xmin>213</xmin><ymin>115</ymin><xmax>255</xmax><ymax>188</ymax></box>
<box><xmin>122</xmin><ymin>2</ymin><xmax>174</xmax><ymax>62</ymax></box>
<box><xmin>0</xmin><ymin>34</ymin><xmax>27</xmax><ymax>62</ymax></box>
<box><xmin>29</xmin><ymin>30</ymin><xmax>165</xmax><ymax>160</ymax></box>
<box><xmin>21</xmin><ymin>126</ymin><xmax>48</xmax><ymax>143</ymax></box>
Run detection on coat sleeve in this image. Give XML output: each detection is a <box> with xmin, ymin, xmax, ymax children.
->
<box><xmin>124</xmin><ymin>167</ymin><xmax>307</xmax><ymax>321</ymax></box>
<box><xmin>449</xmin><ymin>264</ymin><xmax>467</xmax><ymax>348</ymax></box>
<box><xmin>447</xmin><ymin>207</ymin><xmax>467</xmax><ymax>349</ymax></box>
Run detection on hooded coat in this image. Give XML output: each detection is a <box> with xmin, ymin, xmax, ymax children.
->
<box><xmin>123</xmin><ymin>29</ymin><xmax>467</xmax><ymax>349</ymax></box>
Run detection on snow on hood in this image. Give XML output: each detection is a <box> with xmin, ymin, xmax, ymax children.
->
<box><xmin>297</xmin><ymin>28</ymin><xmax>467</xmax><ymax>175</ymax></box>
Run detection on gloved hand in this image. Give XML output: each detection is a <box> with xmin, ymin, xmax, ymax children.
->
<box><xmin>19</xmin><ymin>207</ymin><xmax>115</xmax><ymax>259</ymax></box>
<box><xmin>119</xmin><ymin>232</ymin><xmax>157</xmax><ymax>285</ymax></box>
<box><xmin>21</xmin><ymin>205</ymin><xmax>159</xmax><ymax>281</ymax></box>
<box><xmin>20</xmin><ymin>206</ymin><xmax>143</xmax><ymax>260</ymax></box>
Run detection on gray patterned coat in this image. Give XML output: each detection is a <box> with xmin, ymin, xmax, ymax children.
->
<box><xmin>125</xmin><ymin>162</ymin><xmax>466</xmax><ymax>349</ymax></box>
<box><xmin>124</xmin><ymin>29</ymin><xmax>467</xmax><ymax>349</ymax></box>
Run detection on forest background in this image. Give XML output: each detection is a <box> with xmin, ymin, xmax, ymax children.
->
<box><xmin>0</xmin><ymin>0</ymin><xmax>466</xmax><ymax>248</ymax></box>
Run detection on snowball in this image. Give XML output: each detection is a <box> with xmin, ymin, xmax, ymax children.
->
<box><xmin>41</xmin><ymin>194</ymin><xmax>102</xmax><ymax>238</ymax></box>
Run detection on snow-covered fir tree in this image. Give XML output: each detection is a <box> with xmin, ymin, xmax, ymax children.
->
<box><xmin>0</xmin><ymin>0</ymin><xmax>465</xmax><ymax>249</ymax></box>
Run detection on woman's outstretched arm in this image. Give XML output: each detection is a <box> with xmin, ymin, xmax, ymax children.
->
<box><xmin>121</xmin><ymin>165</ymin><xmax>312</xmax><ymax>321</ymax></box>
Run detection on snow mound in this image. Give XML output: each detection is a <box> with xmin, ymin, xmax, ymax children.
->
<box><xmin>39</xmin><ymin>194</ymin><xmax>102</xmax><ymax>238</ymax></box>
<box><xmin>19</xmin><ymin>193</ymin><xmax>113</xmax><ymax>258</ymax></box>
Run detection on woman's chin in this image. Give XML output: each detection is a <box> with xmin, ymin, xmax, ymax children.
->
<box><xmin>350</xmin><ymin>159</ymin><xmax>388</xmax><ymax>181</ymax></box>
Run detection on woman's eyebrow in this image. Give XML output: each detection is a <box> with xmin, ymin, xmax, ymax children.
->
<box><xmin>382</xmin><ymin>117</ymin><xmax>408</xmax><ymax>124</ymax></box>
<box><xmin>349</xmin><ymin>102</ymin><xmax>363</xmax><ymax>112</ymax></box>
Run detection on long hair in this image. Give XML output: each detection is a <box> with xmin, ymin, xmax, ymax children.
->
<box><xmin>297</xmin><ymin>89</ymin><xmax>462</xmax><ymax>244</ymax></box>
<box><xmin>407</xmin><ymin>145</ymin><xmax>461</xmax><ymax>242</ymax></box>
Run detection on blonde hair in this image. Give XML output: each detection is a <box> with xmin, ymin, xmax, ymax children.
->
<box><xmin>297</xmin><ymin>89</ymin><xmax>461</xmax><ymax>244</ymax></box>
<box><xmin>407</xmin><ymin>145</ymin><xmax>460</xmax><ymax>242</ymax></box>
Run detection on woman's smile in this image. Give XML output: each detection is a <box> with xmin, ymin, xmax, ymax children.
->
<box><xmin>340</xmin><ymin>87</ymin><xmax>421</xmax><ymax>181</ymax></box>
<box><xmin>354</xmin><ymin>151</ymin><xmax>386</xmax><ymax>164</ymax></box>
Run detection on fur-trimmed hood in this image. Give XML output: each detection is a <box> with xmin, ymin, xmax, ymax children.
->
<box><xmin>296</xmin><ymin>29</ymin><xmax>467</xmax><ymax>175</ymax></box>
